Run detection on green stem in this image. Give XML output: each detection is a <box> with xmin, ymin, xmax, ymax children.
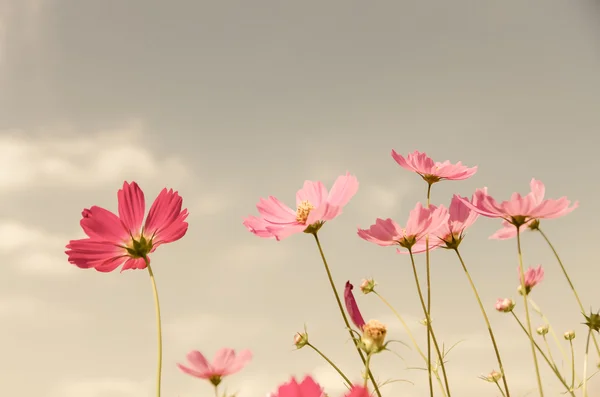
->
<box><xmin>494</xmin><ymin>380</ymin><xmax>508</xmax><ymax>397</ymax></box>
<box><xmin>568</xmin><ymin>339</ymin><xmax>575</xmax><ymax>390</ymax></box>
<box><xmin>538</xmin><ymin>228</ymin><xmax>600</xmax><ymax>357</ymax></box>
<box><xmin>363</xmin><ymin>353</ymin><xmax>373</xmax><ymax>389</ymax></box>
<box><xmin>582</xmin><ymin>329</ymin><xmax>592</xmax><ymax>397</ymax></box>
<box><xmin>528</xmin><ymin>298</ymin><xmax>570</xmax><ymax>369</ymax></box>
<box><xmin>374</xmin><ymin>291</ymin><xmax>448</xmax><ymax>397</ymax></box>
<box><xmin>214</xmin><ymin>385</ymin><xmax>219</xmax><ymax>397</ymax></box>
<box><xmin>408</xmin><ymin>250</ymin><xmax>452</xmax><ymax>396</ymax></box>
<box><xmin>541</xmin><ymin>336</ymin><xmax>558</xmax><ymax>372</ymax></box>
<box><xmin>510</xmin><ymin>312</ymin><xmax>575</xmax><ymax>396</ymax></box>
<box><xmin>307</xmin><ymin>342</ymin><xmax>352</xmax><ymax>387</ymax></box>
<box><xmin>146</xmin><ymin>259</ymin><xmax>163</xmax><ymax>397</ymax></box>
<box><xmin>516</xmin><ymin>229</ymin><xmax>544</xmax><ymax>396</ymax></box>
<box><xmin>454</xmin><ymin>249</ymin><xmax>510</xmax><ymax>397</ymax></box>
<box><xmin>312</xmin><ymin>233</ymin><xmax>382</xmax><ymax>397</ymax></box>
<box><xmin>424</xmin><ymin>184</ymin><xmax>434</xmax><ymax>397</ymax></box>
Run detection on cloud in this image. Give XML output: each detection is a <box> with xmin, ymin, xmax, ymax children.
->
<box><xmin>50</xmin><ymin>378</ymin><xmax>152</xmax><ymax>397</ymax></box>
<box><xmin>0</xmin><ymin>294</ymin><xmax>91</xmax><ymax>327</ymax></box>
<box><xmin>190</xmin><ymin>191</ymin><xmax>234</xmax><ymax>217</ymax></box>
<box><xmin>0</xmin><ymin>120</ymin><xmax>192</xmax><ymax>191</ymax></box>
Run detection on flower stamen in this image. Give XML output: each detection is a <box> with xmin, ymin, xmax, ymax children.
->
<box><xmin>296</xmin><ymin>200</ymin><xmax>315</xmax><ymax>224</ymax></box>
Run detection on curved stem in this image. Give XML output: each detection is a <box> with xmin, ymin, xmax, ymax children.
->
<box><xmin>307</xmin><ymin>342</ymin><xmax>352</xmax><ymax>387</ymax></box>
<box><xmin>582</xmin><ymin>329</ymin><xmax>592</xmax><ymax>397</ymax></box>
<box><xmin>146</xmin><ymin>259</ymin><xmax>163</xmax><ymax>397</ymax></box>
<box><xmin>424</xmin><ymin>184</ymin><xmax>434</xmax><ymax>397</ymax></box>
<box><xmin>510</xmin><ymin>312</ymin><xmax>575</xmax><ymax>397</ymax></box>
<box><xmin>312</xmin><ymin>233</ymin><xmax>382</xmax><ymax>397</ymax></box>
<box><xmin>453</xmin><ymin>249</ymin><xmax>510</xmax><ymax>396</ymax></box>
<box><xmin>408</xmin><ymin>250</ymin><xmax>452</xmax><ymax>396</ymax></box>
<box><xmin>537</xmin><ymin>228</ymin><xmax>600</xmax><ymax>357</ymax></box>
<box><xmin>516</xmin><ymin>230</ymin><xmax>544</xmax><ymax>396</ymax></box>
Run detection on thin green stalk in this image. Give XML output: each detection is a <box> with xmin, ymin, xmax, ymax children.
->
<box><xmin>541</xmin><ymin>335</ymin><xmax>558</xmax><ymax>372</ymax></box>
<box><xmin>568</xmin><ymin>339</ymin><xmax>575</xmax><ymax>390</ymax></box>
<box><xmin>409</xmin><ymin>250</ymin><xmax>452</xmax><ymax>396</ymax></box>
<box><xmin>312</xmin><ymin>233</ymin><xmax>382</xmax><ymax>397</ymax></box>
<box><xmin>454</xmin><ymin>249</ymin><xmax>510</xmax><ymax>397</ymax></box>
<box><xmin>516</xmin><ymin>229</ymin><xmax>544</xmax><ymax>396</ymax></box>
<box><xmin>374</xmin><ymin>291</ymin><xmax>448</xmax><ymax>397</ymax></box>
<box><xmin>528</xmin><ymin>298</ymin><xmax>570</xmax><ymax>367</ymax></box>
<box><xmin>537</xmin><ymin>228</ymin><xmax>600</xmax><ymax>357</ymax></box>
<box><xmin>307</xmin><ymin>342</ymin><xmax>352</xmax><ymax>387</ymax></box>
<box><xmin>582</xmin><ymin>329</ymin><xmax>592</xmax><ymax>397</ymax></box>
<box><xmin>214</xmin><ymin>385</ymin><xmax>219</xmax><ymax>397</ymax></box>
<box><xmin>363</xmin><ymin>353</ymin><xmax>373</xmax><ymax>389</ymax></box>
<box><xmin>510</xmin><ymin>312</ymin><xmax>575</xmax><ymax>396</ymax></box>
<box><xmin>494</xmin><ymin>380</ymin><xmax>507</xmax><ymax>397</ymax></box>
<box><xmin>146</xmin><ymin>259</ymin><xmax>163</xmax><ymax>397</ymax></box>
<box><xmin>425</xmin><ymin>183</ymin><xmax>434</xmax><ymax>397</ymax></box>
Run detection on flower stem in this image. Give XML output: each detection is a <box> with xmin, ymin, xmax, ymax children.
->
<box><xmin>146</xmin><ymin>259</ymin><xmax>163</xmax><ymax>397</ymax></box>
<box><xmin>307</xmin><ymin>342</ymin><xmax>353</xmax><ymax>387</ymax></box>
<box><xmin>582</xmin><ymin>329</ymin><xmax>592</xmax><ymax>397</ymax></box>
<box><xmin>408</xmin><ymin>250</ymin><xmax>452</xmax><ymax>396</ymax></box>
<box><xmin>494</xmin><ymin>380</ymin><xmax>508</xmax><ymax>397</ymax></box>
<box><xmin>541</xmin><ymin>336</ymin><xmax>558</xmax><ymax>373</ymax></box>
<box><xmin>373</xmin><ymin>291</ymin><xmax>448</xmax><ymax>397</ymax></box>
<box><xmin>312</xmin><ymin>233</ymin><xmax>382</xmax><ymax>397</ymax></box>
<box><xmin>424</xmin><ymin>184</ymin><xmax>434</xmax><ymax>397</ymax></box>
<box><xmin>363</xmin><ymin>353</ymin><xmax>373</xmax><ymax>389</ymax></box>
<box><xmin>214</xmin><ymin>385</ymin><xmax>219</xmax><ymax>397</ymax></box>
<box><xmin>568</xmin><ymin>339</ymin><xmax>575</xmax><ymax>390</ymax></box>
<box><xmin>453</xmin><ymin>248</ymin><xmax>510</xmax><ymax>397</ymax></box>
<box><xmin>528</xmin><ymin>298</ymin><xmax>570</xmax><ymax>369</ymax></box>
<box><xmin>510</xmin><ymin>312</ymin><xmax>575</xmax><ymax>397</ymax></box>
<box><xmin>516</xmin><ymin>229</ymin><xmax>544</xmax><ymax>397</ymax></box>
<box><xmin>537</xmin><ymin>228</ymin><xmax>600</xmax><ymax>358</ymax></box>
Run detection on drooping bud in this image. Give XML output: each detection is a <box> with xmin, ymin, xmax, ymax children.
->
<box><xmin>361</xmin><ymin>319</ymin><xmax>387</xmax><ymax>354</ymax></box>
<box><xmin>360</xmin><ymin>278</ymin><xmax>376</xmax><ymax>294</ymax></box>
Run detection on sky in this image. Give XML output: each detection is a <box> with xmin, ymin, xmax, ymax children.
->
<box><xmin>1</xmin><ymin>1</ymin><xmax>600</xmax><ymax>396</ymax></box>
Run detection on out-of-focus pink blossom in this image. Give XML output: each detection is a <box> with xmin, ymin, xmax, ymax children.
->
<box><xmin>270</xmin><ymin>376</ymin><xmax>369</xmax><ymax>397</ymax></box>
<box><xmin>391</xmin><ymin>150</ymin><xmax>477</xmax><ymax>184</ymax></box>
<box><xmin>177</xmin><ymin>348</ymin><xmax>252</xmax><ymax>386</ymax></box>
<box><xmin>358</xmin><ymin>202</ymin><xmax>448</xmax><ymax>253</ymax></box>
<box><xmin>490</xmin><ymin>219</ymin><xmax>540</xmax><ymax>240</ymax></box>
<box><xmin>243</xmin><ymin>172</ymin><xmax>359</xmax><ymax>241</ymax></box>
<box><xmin>459</xmin><ymin>179</ymin><xmax>578</xmax><ymax>229</ymax></box>
<box><xmin>495</xmin><ymin>298</ymin><xmax>515</xmax><ymax>313</ymax></box>
<box><xmin>344</xmin><ymin>281</ymin><xmax>366</xmax><ymax>330</ymax></box>
<box><xmin>518</xmin><ymin>265</ymin><xmax>544</xmax><ymax>295</ymax></box>
<box><xmin>65</xmin><ymin>181</ymin><xmax>188</xmax><ymax>272</ymax></box>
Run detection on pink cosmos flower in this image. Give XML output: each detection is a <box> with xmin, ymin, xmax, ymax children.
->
<box><xmin>459</xmin><ymin>179</ymin><xmax>578</xmax><ymax>230</ymax></box>
<box><xmin>270</xmin><ymin>376</ymin><xmax>368</xmax><ymax>397</ymax></box>
<box><xmin>358</xmin><ymin>202</ymin><xmax>449</xmax><ymax>253</ymax></box>
<box><xmin>243</xmin><ymin>172</ymin><xmax>359</xmax><ymax>241</ymax></box>
<box><xmin>391</xmin><ymin>150</ymin><xmax>477</xmax><ymax>184</ymax></box>
<box><xmin>65</xmin><ymin>181</ymin><xmax>188</xmax><ymax>272</ymax></box>
<box><xmin>177</xmin><ymin>348</ymin><xmax>252</xmax><ymax>386</ymax></box>
<box><xmin>519</xmin><ymin>265</ymin><xmax>544</xmax><ymax>294</ymax></box>
<box><xmin>344</xmin><ymin>281</ymin><xmax>366</xmax><ymax>331</ymax></box>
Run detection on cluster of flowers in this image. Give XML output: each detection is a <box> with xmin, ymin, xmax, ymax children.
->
<box><xmin>65</xmin><ymin>150</ymin><xmax>599</xmax><ymax>397</ymax></box>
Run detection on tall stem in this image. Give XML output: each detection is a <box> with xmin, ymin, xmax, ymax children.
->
<box><xmin>582</xmin><ymin>330</ymin><xmax>592</xmax><ymax>397</ymax></box>
<box><xmin>312</xmin><ymin>233</ymin><xmax>382</xmax><ymax>397</ymax></box>
<box><xmin>538</xmin><ymin>228</ymin><xmax>600</xmax><ymax>357</ymax></box>
<box><xmin>409</xmin><ymin>250</ymin><xmax>452</xmax><ymax>396</ymax></box>
<box><xmin>307</xmin><ymin>342</ymin><xmax>352</xmax><ymax>387</ymax></box>
<box><xmin>425</xmin><ymin>182</ymin><xmax>434</xmax><ymax>397</ymax></box>
<box><xmin>453</xmin><ymin>249</ymin><xmax>510</xmax><ymax>396</ymax></box>
<box><xmin>146</xmin><ymin>259</ymin><xmax>163</xmax><ymax>397</ymax></box>
<box><xmin>516</xmin><ymin>230</ymin><xmax>544</xmax><ymax>397</ymax></box>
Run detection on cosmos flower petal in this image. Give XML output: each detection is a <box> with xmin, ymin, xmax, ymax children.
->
<box><xmin>117</xmin><ymin>181</ymin><xmax>146</xmax><ymax>235</ymax></box>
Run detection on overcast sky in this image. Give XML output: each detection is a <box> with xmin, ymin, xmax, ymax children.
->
<box><xmin>1</xmin><ymin>1</ymin><xmax>600</xmax><ymax>396</ymax></box>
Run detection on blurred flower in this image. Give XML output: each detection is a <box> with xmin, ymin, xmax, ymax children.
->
<box><xmin>65</xmin><ymin>181</ymin><xmax>188</xmax><ymax>272</ymax></box>
<box><xmin>270</xmin><ymin>376</ymin><xmax>368</xmax><ymax>397</ymax></box>
<box><xmin>564</xmin><ymin>330</ymin><xmax>576</xmax><ymax>340</ymax></box>
<box><xmin>536</xmin><ymin>325</ymin><xmax>549</xmax><ymax>336</ymax></box>
<box><xmin>495</xmin><ymin>298</ymin><xmax>515</xmax><ymax>313</ymax></box>
<box><xmin>243</xmin><ymin>172</ymin><xmax>359</xmax><ymax>241</ymax></box>
<box><xmin>490</xmin><ymin>219</ymin><xmax>539</xmax><ymax>240</ymax></box>
<box><xmin>294</xmin><ymin>332</ymin><xmax>308</xmax><ymax>349</ymax></box>
<box><xmin>359</xmin><ymin>278</ymin><xmax>376</xmax><ymax>294</ymax></box>
<box><xmin>177</xmin><ymin>348</ymin><xmax>252</xmax><ymax>386</ymax></box>
<box><xmin>344</xmin><ymin>281</ymin><xmax>366</xmax><ymax>330</ymax></box>
<box><xmin>391</xmin><ymin>150</ymin><xmax>477</xmax><ymax>184</ymax></box>
<box><xmin>481</xmin><ymin>370</ymin><xmax>503</xmax><ymax>383</ymax></box>
<box><xmin>361</xmin><ymin>320</ymin><xmax>388</xmax><ymax>354</ymax></box>
<box><xmin>517</xmin><ymin>265</ymin><xmax>544</xmax><ymax>295</ymax></box>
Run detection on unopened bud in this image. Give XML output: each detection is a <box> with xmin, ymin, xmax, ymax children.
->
<box><xmin>583</xmin><ymin>309</ymin><xmax>600</xmax><ymax>333</ymax></box>
<box><xmin>536</xmin><ymin>325</ymin><xmax>549</xmax><ymax>336</ymax></box>
<box><xmin>294</xmin><ymin>332</ymin><xmax>308</xmax><ymax>349</ymax></box>
<box><xmin>361</xmin><ymin>319</ymin><xmax>387</xmax><ymax>354</ymax></box>
<box><xmin>360</xmin><ymin>278</ymin><xmax>376</xmax><ymax>294</ymax></box>
<box><xmin>564</xmin><ymin>330</ymin><xmax>575</xmax><ymax>340</ymax></box>
<box><xmin>495</xmin><ymin>298</ymin><xmax>515</xmax><ymax>313</ymax></box>
<box><xmin>485</xmin><ymin>370</ymin><xmax>502</xmax><ymax>383</ymax></box>
<box><xmin>419</xmin><ymin>318</ymin><xmax>430</xmax><ymax>326</ymax></box>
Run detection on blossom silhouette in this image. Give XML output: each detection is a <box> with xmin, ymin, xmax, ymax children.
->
<box><xmin>177</xmin><ymin>348</ymin><xmax>252</xmax><ymax>386</ymax></box>
<box><xmin>243</xmin><ymin>172</ymin><xmax>359</xmax><ymax>241</ymax></box>
<box><xmin>391</xmin><ymin>150</ymin><xmax>477</xmax><ymax>184</ymax></box>
<box><xmin>65</xmin><ymin>181</ymin><xmax>188</xmax><ymax>272</ymax></box>
<box><xmin>358</xmin><ymin>202</ymin><xmax>448</xmax><ymax>253</ymax></box>
<box><xmin>271</xmin><ymin>376</ymin><xmax>368</xmax><ymax>397</ymax></box>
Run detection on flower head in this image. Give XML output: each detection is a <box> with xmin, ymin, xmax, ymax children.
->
<box><xmin>490</xmin><ymin>219</ymin><xmax>539</xmax><ymax>240</ymax></box>
<box><xmin>177</xmin><ymin>348</ymin><xmax>252</xmax><ymax>386</ymax></box>
<box><xmin>459</xmin><ymin>179</ymin><xmax>578</xmax><ymax>229</ymax></box>
<box><xmin>481</xmin><ymin>370</ymin><xmax>503</xmax><ymax>383</ymax></box>
<box><xmin>564</xmin><ymin>330</ymin><xmax>576</xmax><ymax>340</ymax></box>
<box><xmin>65</xmin><ymin>181</ymin><xmax>188</xmax><ymax>272</ymax></box>
<box><xmin>391</xmin><ymin>150</ymin><xmax>477</xmax><ymax>184</ymax></box>
<box><xmin>495</xmin><ymin>298</ymin><xmax>515</xmax><ymax>313</ymax></box>
<box><xmin>361</xmin><ymin>319</ymin><xmax>388</xmax><ymax>354</ymax></box>
<box><xmin>344</xmin><ymin>281</ymin><xmax>366</xmax><ymax>330</ymax></box>
<box><xmin>536</xmin><ymin>325</ymin><xmax>549</xmax><ymax>336</ymax></box>
<box><xmin>517</xmin><ymin>265</ymin><xmax>544</xmax><ymax>295</ymax></box>
<box><xmin>294</xmin><ymin>331</ymin><xmax>309</xmax><ymax>349</ymax></box>
<box><xmin>358</xmin><ymin>202</ymin><xmax>448</xmax><ymax>253</ymax></box>
<box><xmin>359</xmin><ymin>278</ymin><xmax>376</xmax><ymax>294</ymax></box>
<box><xmin>243</xmin><ymin>172</ymin><xmax>359</xmax><ymax>241</ymax></box>
<box><xmin>270</xmin><ymin>376</ymin><xmax>368</xmax><ymax>397</ymax></box>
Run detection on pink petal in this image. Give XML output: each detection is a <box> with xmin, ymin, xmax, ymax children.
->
<box><xmin>256</xmin><ymin>196</ymin><xmax>297</xmax><ymax>224</ymax></box>
<box><xmin>344</xmin><ymin>281</ymin><xmax>366</xmax><ymax>330</ymax></box>
<box><xmin>306</xmin><ymin>203</ymin><xmax>342</xmax><ymax>224</ymax></box>
<box><xmin>221</xmin><ymin>349</ymin><xmax>252</xmax><ymax>376</ymax></box>
<box><xmin>65</xmin><ymin>238</ymin><xmax>127</xmax><ymax>271</ymax></box>
<box><xmin>144</xmin><ymin>188</ymin><xmax>189</xmax><ymax>245</ymax></box>
<box><xmin>177</xmin><ymin>363</ymin><xmax>211</xmax><ymax>379</ymax></box>
<box><xmin>272</xmin><ymin>376</ymin><xmax>324</xmax><ymax>397</ymax></box>
<box><xmin>529</xmin><ymin>178</ymin><xmax>546</xmax><ymax>204</ymax></box>
<box><xmin>357</xmin><ymin>218</ymin><xmax>402</xmax><ymax>246</ymax></box>
<box><xmin>243</xmin><ymin>216</ymin><xmax>277</xmax><ymax>238</ymax></box>
<box><xmin>327</xmin><ymin>172</ymin><xmax>359</xmax><ymax>207</ymax></box>
<box><xmin>117</xmin><ymin>181</ymin><xmax>146</xmax><ymax>235</ymax></box>
<box><xmin>345</xmin><ymin>386</ymin><xmax>370</xmax><ymax>397</ymax></box>
<box><xmin>212</xmin><ymin>348</ymin><xmax>237</xmax><ymax>375</ymax></box>
<box><xmin>186</xmin><ymin>350</ymin><xmax>212</xmax><ymax>374</ymax></box>
<box><xmin>79</xmin><ymin>206</ymin><xmax>129</xmax><ymax>242</ymax></box>
<box><xmin>296</xmin><ymin>180</ymin><xmax>328</xmax><ymax>208</ymax></box>
<box><xmin>120</xmin><ymin>257</ymin><xmax>147</xmax><ymax>271</ymax></box>
<box><xmin>265</xmin><ymin>223</ymin><xmax>306</xmax><ymax>241</ymax></box>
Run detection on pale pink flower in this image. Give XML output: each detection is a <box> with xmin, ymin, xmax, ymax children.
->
<box><xmin>177</xmin><ymin>348</ymin><xmax>252</xmax><ymax>386</ymax></box>
<box><xmin>518</xmin><ymin>265</ymin><xmax>544</xmax><ymax>294</ymax></box>
<box><xmin>358</xmin><ymin>202</ymin><xmax>449</xmax><ymax>253</ymax></box>
<box><xmin>65</xmin><ymin>181</ymin><xmax>188</xmax><ymax>272</ymax></box>
<box><xmin>490</xmin><ymin>218</ymin><xmax>540</xmax><ymax>240</ymax></box>
<box><xmin>270</xmin><ymin>376</ymin><xmax>368</xmax><ymax>397</ymax></box>
<box><xmin>391</xmin><ymin>150</ymin><xmax>477</xmax><ymax>184</ymax></box>
<box><xmin>495</xmin><ymin>298</ymin><xmax>515</xmax><ymax>312</ymax></box>
<box><xmin>243</xmin><ymin>172</ymin><xmax>359</xmax><ymax>241</ymax></box>
<box><xmin>344</xmin><ymin>281</ymin><xmax>366</xmax><ymax>330</ymax></box>
<box><xmin>459</xmin><ymin>179</ymin><xmax>578</xmax><ymax>229</ymax></box>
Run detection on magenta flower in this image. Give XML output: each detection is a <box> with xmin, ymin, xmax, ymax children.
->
<box><xmin>391</xmin><ymin>150</ymin><xmax>477</xmax><ymax>184</ymax></box>
<box><xmin>459</xmin><ymin>179</ymin><xmax>578</xmax><ymax>230</ymax></box>
<box><xmin>177</xmin><ymin>348</ymin><xmax>252</xmax><ymax>386</ymax></box>
<box><xmin>344</xmin><ymin>281</ymin><xmax>366</xmax><ymax>331</ymax></box>
<box><xmin>358</xmin><ymin>202</ymin><xmax>449</xmax><ymax>253</ymax></box>
<box><xmin>65</xmin><ymin>181</ymin><xmax>189</xmax><ymax>272</ymax></box>
<box><xmin>243</xmin><ymin>172</ymin><xmax>359</xmax><ymax>241</ymax></box>
<box><xmin>271</xmin><ymin>376</ymin><xmax>368</xmax><ymax>397</ymax></box>
<box><xmin>518</xmin><ymin>265</ymin><xmax>544</xmax><ymax>294</ymax></box>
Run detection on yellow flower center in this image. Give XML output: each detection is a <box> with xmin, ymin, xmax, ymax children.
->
<box><xmin>296</xmin><ymin>200</ymin><xmax>314</xmax><ymax>224</ymax></box>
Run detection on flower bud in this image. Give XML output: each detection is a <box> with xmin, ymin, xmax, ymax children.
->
<box><xmin>536</xmin><ymin>325</ymin><xmax>549</xmax><ymax>336</ymax></box>
<box><xmin>495</xmin><ymin>298</ymin><xmax>515</xmax><ymax>313</ymax></box>
<box><xmin>361</xmin><ymin>319</ymin><xmax>387</xmax><ymax>354</ymax></box>
<box><xmin>564</xmin><ymin>330</ymin><xmax>576</xmax><ymax>340</ymax></box>
<box><xmin>485</xmin><ymin>370</ymin><xmax>502</xmax><ymax>383</ymax></box>
<box><xmin>360</xmin><ymin>278</ymin><xmax>376</xmax><ymax>294</ymax></box>
<box><xmin>583</xmin><ymin>309</ymin><xmax>600</xmax><ymax>333</ymax></box>
<box><xmin>294</xmin><ymin>332</ymin><xmax>308</xmax><ymax>349</ymax></box>
<box><xmin>419</xmin><ymin>318</ymin><xmax>429</xmax><ymax>326</ymax></box>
